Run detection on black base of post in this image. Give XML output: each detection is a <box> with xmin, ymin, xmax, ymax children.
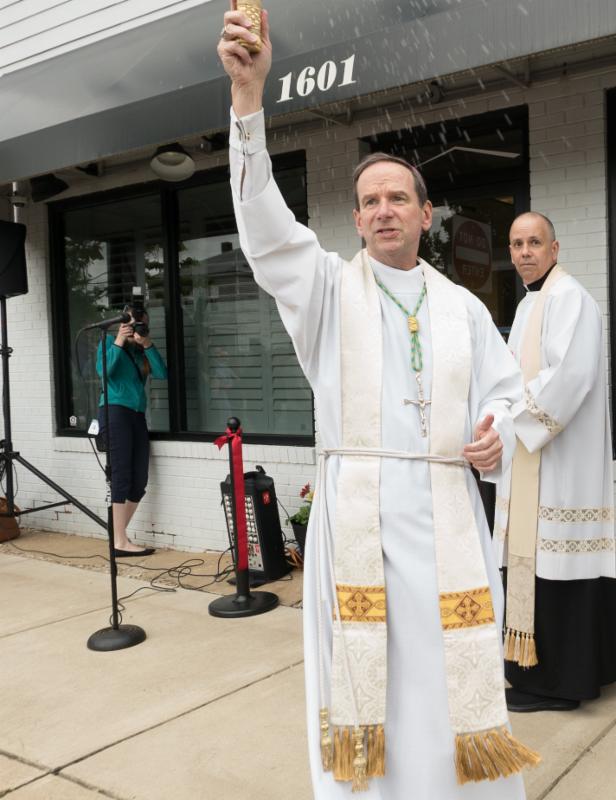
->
<box><xmin>87</xmin><ymin>624</ymin><xmax>146</xmax><ymax>651</ymax></box>
<box><xmin>208</xmin><ymin>591</ymin><xmax>279</xmax><ymax>618</ymax></box>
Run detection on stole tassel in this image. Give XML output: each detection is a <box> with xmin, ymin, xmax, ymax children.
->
<box><xmin>369</xmin><ymin>724</ymin><xmax>385</xmax><ymax>777</ymax></box>
<box><xmin>513</xmin><ymin>631</ymin><xmax>521</xmax><ymax>663</ymax></box>
<box><xmin>352</xmin><ymin>727</ymin><xmax>368</xmax><ymax>792</ymax></box>
<box><xmin>504</xmin><ymin>627</ymin><xmax>539</xmax><ymax>668</ymax></box>
<box><xmin>319</xmin><ymin>708</ymin><xmax>333</xmax><ymax>771</ymax></box>
<box><xmin>454</xmin><ymin>726</ymin><xmax>541</xmax><ymax>785</ymax></box>
<box><xmin>333</xmin><ymin>728</ymin><xmax>354</xmax><ymax>782</ymax></box>
<box><xmin>332</xmin><ymin>725</ymin><xmax>386</xmax><ymax>786</ymax></box>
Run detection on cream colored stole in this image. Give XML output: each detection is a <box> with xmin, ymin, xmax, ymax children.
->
<box><xmin>319</xmin><ymin>250</ymin><xmax>539</xmax><ymax>790</ymax></box>
<box><xmin>504</xmin><ymin>265</ymin><xmax>567</xmax><ymax>667</ymax></box>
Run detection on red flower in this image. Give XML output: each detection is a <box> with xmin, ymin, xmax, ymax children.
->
<box><xmin>300</xmin><ymin>483</ymin><xmax>311</xmax><ymax>499</ymax></box>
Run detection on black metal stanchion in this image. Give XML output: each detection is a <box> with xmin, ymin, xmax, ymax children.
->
<box><xmin>87</xmin><ymin>327</ymin><xmax>146</xmax><ymax>650</ymax></box>
<box><xmin>209</xmin><ymin>417</ymin><xmax>278</xmax><ymax>618</ymax></box>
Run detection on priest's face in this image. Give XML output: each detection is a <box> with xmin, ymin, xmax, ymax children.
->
<box><xmin>509</xmin><ymin>214</ymin><xmax>559</xmax><ymax>285</ymax></box>
<box><xmin>353</xmin><ymin>163</ymin><xmax>433</xmax><ymax>270</ymax></box>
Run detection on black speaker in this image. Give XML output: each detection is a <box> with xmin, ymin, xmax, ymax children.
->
<box><xmin>0</xmin><ymin>220</ymin><xmax>28</xmax><ymax>298</ymax></box>
<box><xmin>221</xmin><ymin>466</ymin><xmax>291</xmax><ymax>582</ymax></box>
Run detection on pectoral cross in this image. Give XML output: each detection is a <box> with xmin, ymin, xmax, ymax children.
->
<box><xmin>404</xmin><ymin>372</ymin><xmax>431</xmax><ymax>438</ymax></box>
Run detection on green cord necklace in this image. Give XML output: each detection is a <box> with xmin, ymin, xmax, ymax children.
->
<box><xmin>375</xmin><ymin>274</ymin><xmax>431</xmax><ymax>437</ymax></box>
<box><xmin>375</xmin><ymin>277</ymin><xmax>427</xmax><ymax>372</ymax></box>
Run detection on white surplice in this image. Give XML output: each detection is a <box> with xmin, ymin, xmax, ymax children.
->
<box><xmin>229</xmin><ymin>109</ymin><xmax>525</xmax><ymax>799</ymax></box>
<box><xmin>495</xmin><ymin>274</ymin><xmax>616</xmax><ymax>581</ymax></box>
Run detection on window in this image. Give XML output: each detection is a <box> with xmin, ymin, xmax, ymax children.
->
<box><xmin>50</xmin><ymin>153</ymin><xmax>313</xmax><ymax>443</ymax></box>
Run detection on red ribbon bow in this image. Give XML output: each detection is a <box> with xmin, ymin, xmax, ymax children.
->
<box><xmin>215</xmin><ymin>427</ymin><xmax>248</xmax><ymax>571</ymax></box>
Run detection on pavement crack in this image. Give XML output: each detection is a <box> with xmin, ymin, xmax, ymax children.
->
<box><xmin>53</xmin><ymin>660</ymin><xmax>305</xmax><ymax>776</ymax></box>
<box><xmin>536</xmin><ymin>715</ymin><xmax>616</xmax><ymax>799</ymax></box>
<box><xmin>0</xmin><ymin>750</ymin><xmax>53</xmax><ymax>798</ymax></box>
<box><xmin>51</xmin><ymin>772</ymin><xmax>130</xmax><ymax>799</ymax></box>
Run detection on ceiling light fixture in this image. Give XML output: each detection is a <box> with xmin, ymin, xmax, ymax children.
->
<box><xmin>150</xmin><ymin>143</ymin><xmax>195</xmax><ymax>182</ymax></box>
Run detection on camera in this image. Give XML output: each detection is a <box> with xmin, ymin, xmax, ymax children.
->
<box><xmin>130</xmin><ymin>308</ymin><xmax>149</xmax><ymax>337</ymax></box>
<box><xmin>123</xmin><ymin>303</ymin><xmax>149</xmax><ymax>337</ymax></box>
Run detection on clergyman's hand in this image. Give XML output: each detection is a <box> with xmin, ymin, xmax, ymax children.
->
<box><xmin>218</xmin><ymin>2</ymin><xmax>272</xmax><ymax>117</ymax></box>
<box><xmin>462</xmin><ymin>414</ymin><xmax>503</xmax><ymax>473</ymax></box>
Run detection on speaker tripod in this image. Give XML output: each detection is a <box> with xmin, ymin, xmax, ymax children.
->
<box><xmin>0</xmin><ymin>295</ymin><xmax>107</xmax><ymax>534</ymax></box>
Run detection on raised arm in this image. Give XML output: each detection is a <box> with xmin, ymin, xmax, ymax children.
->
<box><xmin>217</xmin><ymin>4</ymin><xmax>341</xmax><ymax>382</ymax></box>
<box><xmin>96</xmin><ymin>333</ymin><xmax>126</xmax><ymax>378</ymax></box>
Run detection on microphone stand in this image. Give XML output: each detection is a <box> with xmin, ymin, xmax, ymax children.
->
<box><xmin>87</xmin><ymin>327</ymin><xmax>146</xmax><ymax>651</ymax></box>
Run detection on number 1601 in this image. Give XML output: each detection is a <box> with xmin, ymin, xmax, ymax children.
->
<box><xmin>276</xmin><ymin>54</ymin><xmax>357</xmax><ymax>103</ymax></box>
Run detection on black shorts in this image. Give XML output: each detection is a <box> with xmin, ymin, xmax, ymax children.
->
<box><xmin>98</xmin><ymin>405</ymin><xmax>150</xmax><ymax>503</ymax></box>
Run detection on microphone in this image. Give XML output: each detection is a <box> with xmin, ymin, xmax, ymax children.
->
<box><xmin>82</xmin><ymin>312</ymin><xmax>131</xmax><ymax>331</ymax></box>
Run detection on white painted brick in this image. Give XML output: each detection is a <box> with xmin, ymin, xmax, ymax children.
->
<box><xmin>546</xmin><ymin>95</ymin><xmax>584</xmax><ymax>115</ymax></box>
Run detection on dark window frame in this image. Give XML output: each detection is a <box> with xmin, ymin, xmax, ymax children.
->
<box><xmin>607</xmin><ymin>88</ymin><xmax>616</xmax><ymax>456</ymax></box>
<box><xmin>49</xmin><ymin>152</ymin><xmax>315</xmax><ymax>446</ymax></box>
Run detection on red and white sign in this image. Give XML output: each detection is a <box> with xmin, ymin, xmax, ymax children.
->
<box><xmin>452</xmin><ymin>216</ymin><xmax>492</xmax><ymax>293</ymax></box>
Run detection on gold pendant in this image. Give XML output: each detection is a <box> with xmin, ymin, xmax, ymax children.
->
<box><xmin>408</xmin><ymin>316</ymin><xmax>419</xmax><ymax>334</ymax></box>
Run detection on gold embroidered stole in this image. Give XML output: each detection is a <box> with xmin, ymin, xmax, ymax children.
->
<box><xmin>505</xmin><ymin>265</ymin><xmax>567</xmax><ymax>667</ymax></box>
<box><xmin>320</xmin><ymin>251</ymin><xmax>539</xmax><ymax>790</ymax></box>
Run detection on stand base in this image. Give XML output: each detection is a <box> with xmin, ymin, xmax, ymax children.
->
<box><xmin>87</xmin><ymin>624</ymin><xmax>146</xmax><ymax>651</ymax></box>
<box><xmin>209</xmin><ymin>591</ymin><xmax>279</xmax><ymax>618</ymax></box>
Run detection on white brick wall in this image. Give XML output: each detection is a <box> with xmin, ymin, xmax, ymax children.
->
<box><xmin>4</xmin><ymin>62</ymin><xmax>615</xmax><ymax>551</ymax></box>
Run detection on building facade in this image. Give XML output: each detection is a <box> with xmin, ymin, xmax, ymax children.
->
<box><xmin>1</xmin><ymin>0</ymin><xmax>615</xmax><ymax>552</ymax></box>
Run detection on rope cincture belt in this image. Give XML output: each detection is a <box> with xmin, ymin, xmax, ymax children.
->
<box><xmin>315</xmin><ymin>446</ymin><xmax>471</xmax><ymax>791</ymax></box>
<box><xmin>321</xmin><ymin>447</ymin><xmax>470</xmax><ymax>467</ymax></box>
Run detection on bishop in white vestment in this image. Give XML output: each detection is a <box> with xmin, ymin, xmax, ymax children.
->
<box><xmin>496</xmin><ymin>212</ymin><xmax>616</xmax><ymax>710</ymax></box>
<box><xmin>218</xmin><ymin>8</ymin><xmax>537</xmax><ymax>797</ymax></box>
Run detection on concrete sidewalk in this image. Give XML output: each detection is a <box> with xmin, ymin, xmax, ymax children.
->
<box><xmin>1</xmin><ymin>533</ymin><xmax>616</xmax><ymax>799</ymax></box>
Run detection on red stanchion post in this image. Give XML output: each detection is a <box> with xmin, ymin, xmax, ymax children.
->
<box><xmin>209</xmin><ymin>417</ymin><xmax>279</xmax><ymax>618</ymax></box>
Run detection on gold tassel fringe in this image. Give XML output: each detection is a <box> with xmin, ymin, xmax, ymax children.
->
<box><xmin>455</xmin><ymin>726</ymin><xmax>541</xmax><ymax>785</ymax></box>
<box><xmin>365</xmin><ymin>724</ymin><xmax>385</xmax><ymax>778</ymax></box>
<box><xmin>504</xmin><ymin>627</ymin><xmax>539</xmax><ymax>668</ymax></box>
<box><xmin>333</xmin><ymin>727</ymin><xmax>353</xmax><ymax>782</ymax></box>
<box><xmin>332</xmin><ymin>725</ymin><xmax>385</xmax><ymax>787</ymax></box>
<box><xmin>352</xmin><ymin>727</ymin><xmax>368</xmax><ymax>792</ymax></box>
<box><xmin>319</xmin><ymin>708</ymin><xmax>333</xmax><ymax>772</ymax></box>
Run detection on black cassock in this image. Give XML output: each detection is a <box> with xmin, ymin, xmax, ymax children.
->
<box><xmin>503</xmin><ymin>569</ymin><xmax>616</xmax><ymax>700</ymax></box>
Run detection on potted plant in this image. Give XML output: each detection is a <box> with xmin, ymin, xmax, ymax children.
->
<box><xmin>288</xmin><ymin>483</ymin><xmax>313</xmax><ymax>556</ymax></box>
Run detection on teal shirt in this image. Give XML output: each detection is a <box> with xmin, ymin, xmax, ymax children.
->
<box><xmin>97</xmin><ymin>335</ymin><xmax>168</xmax><ymax>412</ymax></box>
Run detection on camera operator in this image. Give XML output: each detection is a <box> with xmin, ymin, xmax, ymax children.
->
<box><xmin>96</xmin><ymin>305</ymin><xmax>167</xmax><ymax>557</ymax></box>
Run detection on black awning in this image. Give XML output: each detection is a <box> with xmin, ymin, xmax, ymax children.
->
<box><xmin>1</xmin><ymin>0</ymin><xmax>615</xmax><ymax>184</ymax></box>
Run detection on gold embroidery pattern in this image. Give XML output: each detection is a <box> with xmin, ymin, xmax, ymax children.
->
<box><xmin>495</xmin><ymin>496</ymin><xmax>509</xmax><ymax>514</ymax></box>
<box><xmin>538</xmin><ymin>506</ymin><xmax>615</xmax><ymax>523</ymax></box>
<box><xmin>439</xmin><ymin>587</ymin><xmax>495</xmax><ymax>630</ymax></box>
<box><xmin>525</xmin><ymin>388</ymin><xmax>562</xmax><ymax>435</ymax></box>
<box><xmin>538</xmin><ymin>537</ymin><xmax>615</xmax><ymax>554</ymax></box>
<box><xmin>336</xmin><ymin>584</ymin><xmax>386</xmax><ymax>623</ymax></box>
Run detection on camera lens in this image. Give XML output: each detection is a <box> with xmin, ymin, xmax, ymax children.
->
<box><xmin>132</xmin><ymin>321</ymin><xmax>149</xmax><ymax>336</ymax></box>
